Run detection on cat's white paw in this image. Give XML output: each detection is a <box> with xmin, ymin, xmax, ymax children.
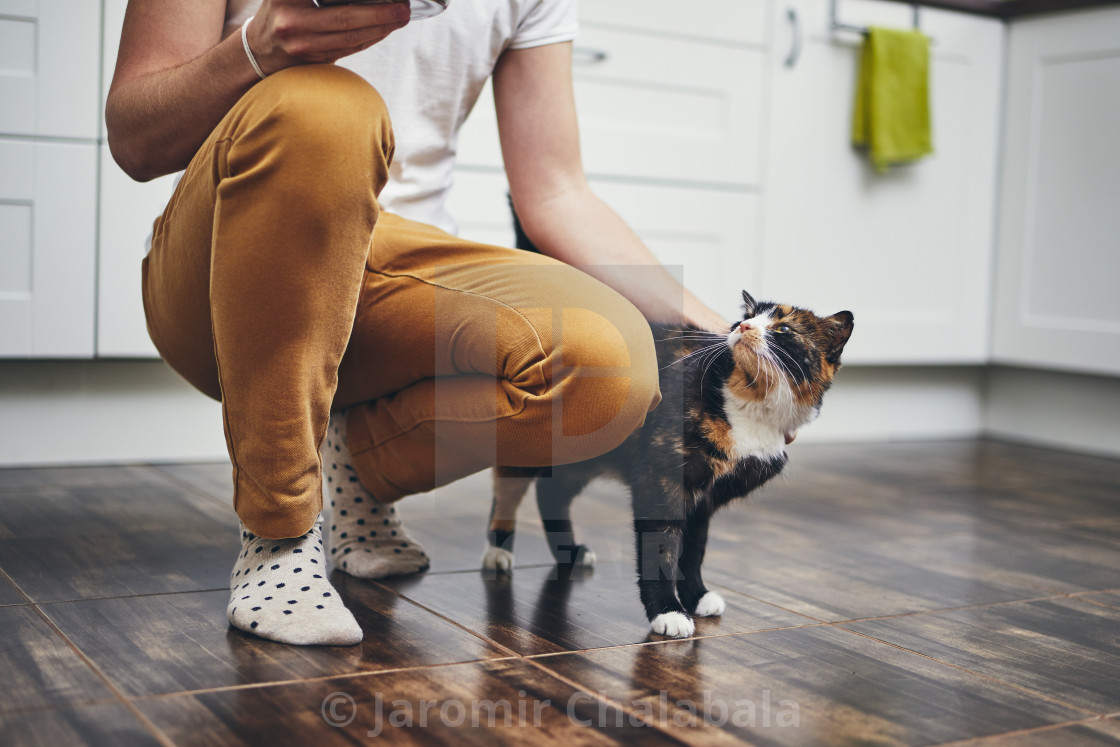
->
<box><xmin>693</xmin><ymin>591</ymin><xmax>726</xmax><ymax>617</ymax></box>
<box><xmin>573</xmin><ymin>546</ymin><xmax>596</xmax><ymax>568</ymax></box>
<box><xmin>650</xmin><ymin>611</ymin><xmax>695</xmax><ymax>638</ymax></box>
<box><xmin>481</xmin><ymin>546</ymin><xmax>514</xmax><ymax>575</ymax></box>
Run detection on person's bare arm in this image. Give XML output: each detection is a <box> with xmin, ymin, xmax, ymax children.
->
<box><xmin>106</xmin><ymin>0</ymin><xmax>410</xmax><ymax>181</ymax></box>
<box><xmin>492</xmin><ymin>42</ymin><xmax>728</xmax><ymax>331</ymax></box>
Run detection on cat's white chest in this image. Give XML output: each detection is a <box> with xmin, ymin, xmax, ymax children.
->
<box><xmin>721</xmin><ymin>383</ymin><xmax>792</xmax><ymax>462</ymax></box>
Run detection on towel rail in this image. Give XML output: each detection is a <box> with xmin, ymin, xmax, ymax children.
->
<box><xmin>829</xmin><ymin>0</ymin><xmax>926</xmax><ymax>37</ymax></box>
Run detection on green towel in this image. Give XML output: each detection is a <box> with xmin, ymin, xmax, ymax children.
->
<box><xmin>852</xmin><ymin>27</ymin><xmax>933</xmax><ymax>172</ymax></box>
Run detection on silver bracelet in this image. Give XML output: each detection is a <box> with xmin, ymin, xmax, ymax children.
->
<box><xmin>241</xmin><ymin>16</ymin><xmax>267</xmax><ymax>80</ymax></box>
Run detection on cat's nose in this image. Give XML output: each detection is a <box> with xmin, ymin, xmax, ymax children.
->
<box><xmin>739</xmin><ymin>321</ymin><xmax>753</xmax><ymax>332</ymax></box>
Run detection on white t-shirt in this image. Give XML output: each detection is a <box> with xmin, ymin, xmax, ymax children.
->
<box><xmin>220</xmin><ymin>0</ymin><xmax>579</xmax><ymax>234</ymax></box>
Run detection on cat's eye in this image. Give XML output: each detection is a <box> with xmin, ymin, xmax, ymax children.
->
<box><xmin>775</xmin><ymin>324</ymin><xmax>792</xmax><ymax>333</ymax></box>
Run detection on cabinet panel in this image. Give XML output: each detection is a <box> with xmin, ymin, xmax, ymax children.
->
<box><xmin>992</xmin><ymin>7</ymin><xmax>1120</xmax><ymax>376</ymax></box>
<box><xmin>762</xmin><ymin>0</ymin><xmax>1003</xmax><ymax>364</ymax></box>
<box><xmin>579</xmin><ymin>0</ymin><xmax>769</xmax><ymax>48</ymax></box>
<box><xmin>446</xmin><ymin>170</ymin><xmax>757</xmax><ymax>323</ymax></box>
<box><xmin>457</xmin><ymin>29</ymin><xmax>764</xmax><ymax>187</ymax></box>
<box><xmin>0</xmin><ymin>0</ymin><xmax>101</xmax><ymax>139</ymax></box>
<box><xmin>0</xmin><ymin>139</ymin><xmax>97</xmax><ymax>357</ymax></box>
<box><xmin>97</xmin><ymin>145</ymin><xmax>178</xmax><ymax>358</ymax></box>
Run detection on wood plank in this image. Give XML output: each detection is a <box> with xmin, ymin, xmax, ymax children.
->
<box><xmin>381</xmin><ymin>560</ymin><xmax>816</xmax><ymax>656</ymax></box>
<box><xmin>846</xmin><ymin>597</ymin><xmax>1120</xmax><ymax>714</ymax></box>
<box><xmin>0</xmin><ymin>605</ymin><xmax>114</xmax><ymax>712</ymax></box>
<box><xmin>137</xmin><ymin>659</ymin><xmax>677</xmax><ymax>745</ymax></box>
<box><xmin>0</xmin><ymin>478</ymin><xmax>239</xmax><ymax>602</ymax></box>
<box><xmin>0</xmin><ymin>703</ymin><xmax>161</xmax><ymax>747</ymax></box>
<box><xmin>535</xmin><ymin>626</ymin><xmax>1088</xmax><ymax>745</ymax></box>
<box><xmin>43</xmin><ymin>586</ymin><xmax>508</xmax><ymax>698</ymax></box>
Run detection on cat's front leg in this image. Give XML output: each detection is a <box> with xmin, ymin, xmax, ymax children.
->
<box><xmin>677</xmin><ymin>510</ymin><xmax>725</xmax><ymax>618</ymax></box>
<box><xmin>634</xmin><ymin>516</ymin><xmax>693</xmax><ymax>638</ymax></box>
<box><xmin>482</xmin><ymin>466</ymin><xmax>538</xmax><ymax>575</ymax></box>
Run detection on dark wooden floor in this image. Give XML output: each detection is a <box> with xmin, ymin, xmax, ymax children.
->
<box><xmin>2</xmin><ymin>439</ymin><xmax>1119</xmax><ymax>745</ymax></box>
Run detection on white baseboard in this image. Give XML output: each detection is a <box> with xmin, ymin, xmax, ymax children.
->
<box><xmin>983</xmin><ymin>366</ymin><xmax>1120</xmax><ymax>458</ymax></box>
<box><xmin>0</xmin><ymin>360</ymin><xmax>226</xmax><ymax>467</ymax></box>
<box><xmin>1</xmin><ymin>361</ymin><xmax>1116</xmax><ymax>466</ymax></box>
<box><xmin>797</xmin><ymin>366</ymin><xmax>986</xmax><ymax>444</ymax></box>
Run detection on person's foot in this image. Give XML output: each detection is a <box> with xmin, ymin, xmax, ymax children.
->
<box><xmin>227</xmin><ymin>516</ymin><xmax>363</xmax><ymax>646</ymax></box>
<box><xmin>324</xmin><ymin>411</ymin><xmax>430</xmax><ymax>579</ymax></box>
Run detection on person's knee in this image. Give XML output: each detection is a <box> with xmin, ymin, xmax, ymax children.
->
<box><xmin>238</xmin><ymin>64</ymin><xmax>394</xmax><ymax>165</ymax></box>
<box><xmin>553</xmin><ymin>299</ymin><xmax>660</xmax><ymax>460</ymax></box>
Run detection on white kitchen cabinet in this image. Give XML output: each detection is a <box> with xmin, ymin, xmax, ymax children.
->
<box><xmin>447</xmin><ymin>171</ymin><xmax>759</xmax><ymax>323</ymax></box>
<box><xmin>0</xmin><ymin>139</ymin><xmax>97</xmax><ymax>357</ymax></box>
<box><xmin>457</xmin><ymin>27</ymin><xmax>765</xmax><ymax>187</ymax></box>
<box><xmin>991</xmin><ymin>6</ymin><xmax>1120</xmax><ymax>376</ymax></box>
<box><xmin>0</xmin><ymin>0</ymin><xmax>101</xmax><ymax>139</ymax></box>
<box><xmin>762</xmin><ymin>0</ymin><xmax>1003</xmax><ymax>363</ymax></box>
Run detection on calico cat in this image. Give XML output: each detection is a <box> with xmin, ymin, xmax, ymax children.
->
<box><xmin>481</xmin><ymin>290</ymin><xmax>854</xmax><ymax>638</ymax></box>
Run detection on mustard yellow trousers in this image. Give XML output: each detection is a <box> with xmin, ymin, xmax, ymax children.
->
<box><xmin>141</xmin><ymin>65</ymin><xmax>661</xmax><ymax>538</ymax></box>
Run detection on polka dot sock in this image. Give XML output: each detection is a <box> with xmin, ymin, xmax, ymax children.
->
<box><xmin>324</xmin><ymin>411</ymin><xmax>430</xmax><ymax>579</ymax></box>
<box><xmin>226</xmin><ymin>516</ymin><xmax>363</xmax><ymax>646</ymax></box>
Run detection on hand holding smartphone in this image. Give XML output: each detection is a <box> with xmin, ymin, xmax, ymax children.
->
<box><xmin>312</xmin><ymin>0</ymin><xmax>449</xmax><ymax>20</ymax></box>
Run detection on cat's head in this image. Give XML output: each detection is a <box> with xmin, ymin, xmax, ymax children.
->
<box><xmin>722</xmin><ymin>290</ymin><xmax>854</xmax><ymax>434</ymax></box>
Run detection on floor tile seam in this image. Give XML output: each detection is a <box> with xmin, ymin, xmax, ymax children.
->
<box><xmin>368</xmin><ymin>578</ymin><xmax>527</xmax><ymax>659</ymax></box>
<box><xmin>517</xmin><ymin>655</ymin><xmax>693</xmax><ymax>744</ymax></box>
<box><xmin>28</xmin><ymin>603</ymin><xmax>177</xmax><ymax>747</ymax></box>
<box><xmin>522</xmin><ymin>621</ymin><xmax>832</xmax><ymax>661</ymax></box>
<box><xmin>833</xmin><ymin>625</ymin><xmax>1101</xmax><ymax>717</ymax></box>
<box><xmin>932</xmin><ymin>715</ymin><xmax>1113</xmax><ymax>746</ymax></box>
<box><xmin>1067</xmin><ymin>595</ymin><xmax>1120</xmax><ymax>613</ymax></box>
<box><xmin>0</xmin><ymin>564</ymin><xmax>34</xmax><ymax>605</ymax></box>
<box><xmin>705</xmin><ymin>586</ymin><xmax>832</xmax><ymax>624</ymax></box>
<box><xmin>423</xmin><ymin>563</ymin><xmax>556</xmax><ymax>577</ymax></box>
<box><xmin>124</xmin><ymin>655</ymin><xmax>523</xmax><ymax>703</ymax></box>
<box><xmin>32</xmin><ymin>586</ymin><xmax>230</xmax><ymax>606</ymax></box>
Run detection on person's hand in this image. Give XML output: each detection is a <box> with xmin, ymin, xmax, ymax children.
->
<box><xmin>247</xmin><ymin>0</ymin><xmax>410</xmax><ymax>75</ymax></box>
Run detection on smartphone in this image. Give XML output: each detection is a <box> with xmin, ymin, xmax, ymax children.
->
<box><xmin>312</xmin><ymin>0</ymin><xmax>449</xmax><ymax>20</ymax></box>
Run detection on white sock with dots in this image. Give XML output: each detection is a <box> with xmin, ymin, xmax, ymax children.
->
<box><xmin>324</xmin><ymin>411</ymin><xmax>430</xmax><ymax>579</ymax></box>
<box><xmin>227</xmin><ymin>516</ymin><xmax>362</xmax><ymax>646</ymax></box>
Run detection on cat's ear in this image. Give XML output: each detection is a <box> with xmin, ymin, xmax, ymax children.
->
<box><xmin>824</xmin><ymin>311</ymin><xmax>854</xmax><ymax>365</ymax></box>
<box><xmin>740</xmin><ymin>290</ymin><xmax>757</xmax><ymax>317</ymax></box>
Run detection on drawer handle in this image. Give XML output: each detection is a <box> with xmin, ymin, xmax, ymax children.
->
<box><xmin>572</xmin><ymin>46</ymin><xmax>609</xmax><ymax>65</ymax></box>
<box><xmin>784</xmin><ymin>7</ymin><xmax>802</xmax><ymax>68</ymax></box>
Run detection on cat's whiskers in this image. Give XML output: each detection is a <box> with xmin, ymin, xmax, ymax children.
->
<box><xmin>769</xmin><ymin>343</ymin><xmax>809</xmax><ymax>384</ymax></box>
<box><xmin>698</xmin><ymin>344</ymin><xmax>729</xmax><ymax>398</ymax></box>
<box><xmin>757</xmin><ymin>347</ymin><xmax>796</xmax><ymax>418</ymax></box>
<box><xmin>661</xmin><ymin>341</ymin><xmax>726</xmax><ymax>370</ymax></box>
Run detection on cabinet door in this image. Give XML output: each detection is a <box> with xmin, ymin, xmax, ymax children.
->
<box><xmin>457</xmin><ymin>29</ymin><xmax>765</xmax><ymax>187</ymax></box>
<box><xmin>992</xmin><ymin>7</ymin><xmax>1120</xmax><ymax>376</ymax></box>
<box><xmin>97</xmin><ymin>146</ymin><xmax>178</xmax><ymax>357</ymax></box>
<box><xmin>0</xmin><ymin>140</ymin><xmax>97</xmax><ymax>357</ymax></box>
<box><xmin>447</xmin><ymin>170</ymin><xmax>758</xmax><ymax>323</ymax></box>
<box><xmin>762</xmin><ymin>0</ymin><xmax>1003</xmax><ymax>363</ymax></box>
<box><xmin>0</xmin><ymin>0</ymin><xmax>101</xmax><ymax>139</ymax></box>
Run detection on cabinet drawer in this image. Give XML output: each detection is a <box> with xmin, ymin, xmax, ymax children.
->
<box><xmin>0</xmin><ymin>0</ymin><xmax>101</xmax><ymax>139</ymax></box>
<box><xmin>0</xmin><ymin>139</ymin><xmax>97</xmax><ymax>357</ymax></box>
<box><xmin>457</xmin><ymin>28</ymin><xmax>764</xmax><ymax>187</ymax></box>
<box><xmin>580</xmin><ymin>0</ymin><xmax>768</xmax><ymax>48</ymax></box>
<box><xmin>447</xmin><ymin>170</ymin><xmax>758</xmax><ymax>323</ymax></box>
